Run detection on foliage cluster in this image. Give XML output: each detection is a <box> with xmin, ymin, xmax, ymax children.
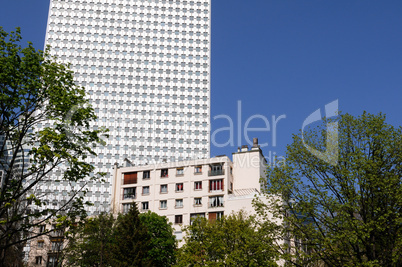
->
<box><xmin>258</xmin><ymin>112</ymin><xmax>402</xmax><ymax>266</ymax></box>
<box><xmin>64</xmin><ymin>204</ymin><xmax>177</xmax><ymax>267</ymax></box>
<box><xmin>0</xmin><ymin>27</ymin><xmax>106</xmax><ymax>266</ymax></box>
<box><xmin>176</xmin><ymin>210</ymin><xmax>279</xmax><ymax>266</ymax></box>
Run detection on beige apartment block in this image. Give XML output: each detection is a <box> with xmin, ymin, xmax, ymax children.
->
<box><xmin>111</xmin><ymin>138</ymin><xmax>271</xmax><ymax>240</ymax></box>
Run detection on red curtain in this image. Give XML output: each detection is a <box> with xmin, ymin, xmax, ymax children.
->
<box><xmin>210</xmin><ymin>179</ymin><xmax>223</xmax><ymax>191</ymax></box>
<box><xmin>177</xmin><ymin>183</ymin><xmax>183</xmax><ymax>190</ymax></box>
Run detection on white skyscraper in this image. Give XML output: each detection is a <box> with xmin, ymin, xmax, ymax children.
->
<box><xmin>43</xmin><ymin>0</ymin><xmax>211</xmax><ymax>214</ymax></box>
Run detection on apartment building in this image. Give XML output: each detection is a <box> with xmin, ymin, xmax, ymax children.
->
<box><xmin>111</xmin><ymin>138</ymin><xmax>268</xmax><ymax>240</ymax></box>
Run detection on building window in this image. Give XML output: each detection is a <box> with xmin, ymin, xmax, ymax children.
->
<box><xmin>209</xmin><ymin>196</ymin><xmax>224</xmax><ymax>207</ymax></box>
<box><xmin>122</xmin><ymin>203</ymin><xmax>132</xmax><ymax>214</ymax></box>
<box><xmin>51</xmin><ymin>241</ymin><xmax>63</xmax><ymax>252</ymax></box>
<box><xmin>160</xmin><ymin>200</ymin><xmax>167</xmax><ymax>209</ymax></box>
<box><xmin>209</xmin><ymin>211</ymin><xmax>224</xmax><ymax>221</ymax></box>
<box><xmin>194</xmin><ymin>197</ymin><xmax>202</xmax><ymax>206</ymax></box>
<box><xmin>37</xmin><ymin>240</ymin><xmax>44</xmax><ymax>248</ymax></box>
<box><xmin>124</xmin><ymin>172</ymin><xmax>137</xmax><ymax>184</ymax></box>
<box><xmin>174</xmin><ymin>231</ymin><xmax>183</xmax><ymax>241</ymax></box>
<box><xmin>160</xmin><ymin>184</ymin><xmax>168</xmax><ymax>193</ymax></box>
<box><xmin>175</xmin><ymin>215</ymin><xmax>183</xmax><ymax>224</ymax></box>
<box><xmin>35</xmin><ymin>256</ymin><xmax>42</xmax><ymax>264</ymax></box>
<box><xmin>161</xmin><ymin>169</ymin><xmax>168</xmax><ymax>178</ymax></box>
<box><xmin>209</xmin><ymin>164</ymin><xmax>224</xmax><ymax>176</ymax></box>
<box><xmin>175</xmin><ymin>199</ymin><xmax>183</xmax><ymax>208</ymax></box>
<box><xmin>194</xmin><ymin>181</ymin><xmax>202</xmax><ymax>190</ymax></box>
<box><xmin>143</xmin><ymin>170</ymin><xmax>150</xmax><ymax>179</ymax></box>
<box><xmin>194</xmin><ymin>165</ymin><xmax>202</xmax><ymax>174</ymax></box>
<box><xmin>190</xmin><ymin>213</ymin><xmax>205</xmax><ymax>225</ymax></box>
<box><xmin>47</xmin><ymin>255</ymin><xmax>57</xmax><ymax>267</ymax></box>
<box><xmin>209</xmin><ymin>179</ymin><xmax>224</xmax><ymax>192</ymax></box>
<box><xmin>176</xmin><ymin>167</ymin><xmax>184</xmax><ymax>176</ymax></box>
<box><xmin>142</xmin><ymin>202</ymin><xmax>149</xmax><ymax>211</ymax></box>
<box><xmin>39</xmin><ymin>225</ymin><xmax>46</xmax><ymax>233</ymax></box>
<box><xmin>176</xmin><ymin>183</ymin><xmax>184</xmax><ymax>192</ymax></box>
<box><xmin>123</xmin><ymin>187</ymin><xmax>136</xmax><ymax>200</ymax></box>
<box><xmin>51</xmin><ymin>225</ymin><xmax>64</xmax><ymax>237</ymax></box>
<box><xmin>142</xmin><ymin>186</ymin><xmax>150</xmax><ymax>195</ymax></box>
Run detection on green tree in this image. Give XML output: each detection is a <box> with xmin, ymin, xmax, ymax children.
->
<box><xmin>63</xmin><ymin>209</ymin><xmax>177</xmax><ymax>267</ymax></box>
<box><xmin>259</xmin><ymin>112</ymin><xmax>402</xmax><ymax>266</ymax></box>
<box><xmin>176</xmin><ymin>211</ymin><xmax>279</xmax><ymax>266</ymax></box>
<box><xmin>112</xmin><ymin>204</ymin><xmax>151</xmax><ymax>266</ymax></box>
<box><xmin>139</xmin><ymin>211</ymin><xmax>177</xmax><ymax>267</ymax></box>
<box><xmin>64</xmin><ymin>213</ymin><xmax>115</xmax><ymax>267</ymax></box>
<box><xmin>0</xmin><ymin>27</ymin><xmax>106</xmax><ymax>265</ymax></box>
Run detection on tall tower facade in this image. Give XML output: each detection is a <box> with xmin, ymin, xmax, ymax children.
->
<box><xmin>43</xmin><ymin>0</ymin><xmax>211</xmax><ymax>214</ymax></box>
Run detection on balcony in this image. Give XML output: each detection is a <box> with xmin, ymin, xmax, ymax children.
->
<box><xmin>208</xmin><ymin>169</ymin><xmax>224</xmax><ymax>176</ymax></box>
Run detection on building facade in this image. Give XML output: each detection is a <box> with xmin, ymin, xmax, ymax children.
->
<box><xmin>111</xmin><ymin>140</ymin><xmax>268</xmax><ymax>240</ymax></box>
<box><xmin>41</xmin><ymin>0</ymin><xmax>211</xmax><ymax>215</ymax></box>
<box><xmin>26</xmin><ymin>224</ymin><xmax>66</xmax><ymax>267</ymax></box>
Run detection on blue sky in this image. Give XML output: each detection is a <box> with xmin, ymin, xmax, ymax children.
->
<box><xmin>1</xmin><ymin>0</ymin><xmax>401</xmax><ymax>161</ymax></box>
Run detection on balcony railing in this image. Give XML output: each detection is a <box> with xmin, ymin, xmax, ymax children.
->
<box><xmin>208</xmin><ymin>169</ymin><xmax>224</xmax><ymax>176</ymax></box>
<box><xmin>123</xmin><ymin>194</ymin><xmax>136</xmax><ymax>200</ymax></box>
<box><xmin>208</xmin><ymin>201</ymin><xmax>224</xmax><ymax>208</ymax></box>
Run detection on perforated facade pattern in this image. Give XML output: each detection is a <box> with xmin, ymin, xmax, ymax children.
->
<box><xmin>41</xmin><ymin>0</ymin><xmax>211</xmax><ymax>214</ymax></box>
